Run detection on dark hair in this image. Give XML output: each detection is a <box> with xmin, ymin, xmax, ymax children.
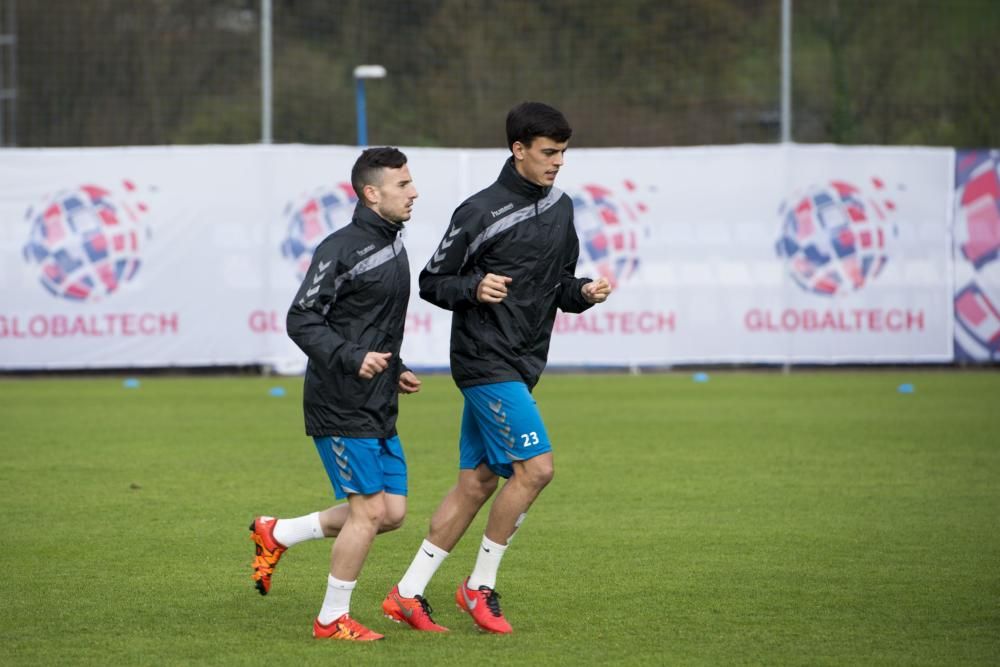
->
<box><xmin>505</xmin><ymin>102</ymin><xmax>572</xmax><ymax>150</ymax></box>
<box><xmin>351</xmin><ymin>146</ymin><xmax>408</xmax><ymax>202</ymax></box>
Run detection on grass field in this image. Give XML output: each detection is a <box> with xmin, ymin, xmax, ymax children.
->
<box><xmin>2</xmin><ymin>370</ymin><xmax>999</xmax><ymax>666</ymax></box>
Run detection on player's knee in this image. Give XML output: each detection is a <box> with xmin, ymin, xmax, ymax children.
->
<box><xmin>460</xmin><ymin>475</ymin><xmax>498</xmax><ymax>504</ymax></box>
<box><xmin>521</xmin><ymin>458</ymin><xmax>554</xmax><ymax>490</ymax></box>
<box><xmin>381</xmin><ymin>506</ymin><xmax>406</xmax><ymax>532</ymax></box>
<box><xmin>355</xmin><ymin>496</ymin><xmax>387</xmax><ymax>528</ymax></box>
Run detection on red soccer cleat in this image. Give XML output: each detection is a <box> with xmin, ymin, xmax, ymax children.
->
<box><xmin>455</xmin><ymin>577</ymin><xmax>513</xmax><ymax>634</ymax></box>
<box><xmin>249</xmin><ymin>517</ymin><xmax>286</xmax><ymax>596</ymax></box>
<box><xmin>382</xmin><ymin>585</ymin><xmax>449</xmax><ymax>632</ymax></box>
<box><xmin>312</xmin><ymin>613</ymin><xmax>384</xmax><ymax>641</ymax></box>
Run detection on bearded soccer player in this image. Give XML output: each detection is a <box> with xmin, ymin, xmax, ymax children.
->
<box><xmin>249</xmin><ymin>147</ymin><xmax>422</xmax><ymax>641</ymax></box>
<box><xmin>381</xmin><ymin>102</ymin><xmax>612</xmax><ymax>634</ymax></box>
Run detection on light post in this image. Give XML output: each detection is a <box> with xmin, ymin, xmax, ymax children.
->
<box><xmin>353</xmin><ymin>65</ymin><xmax>386</xmax><ymax>146</ymax></box>
<box><xmin>260</xmin><ymin>0</ymin><xmax>272</xmax><ymax>144</ymax></box>
<box><xmin>780</xmin><ymin>0</ymin><xmax>792</xmax><ymax>143</ymax></box>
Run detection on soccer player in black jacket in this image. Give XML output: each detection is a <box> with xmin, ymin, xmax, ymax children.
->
<box><xmin>382</xmin><ymin>103</ymin><xmax>612</xmax><ymax>634</ymax></box>
<box><xmin>249</xmin><ymin>147</ymin><xmax>421</xmax><ymax>641</ymax></box>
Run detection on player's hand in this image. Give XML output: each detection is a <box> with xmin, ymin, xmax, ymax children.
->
<box><xmin>582</xmin><ymin>277</ymin><xmax>612</xmax><ymax>304</ymax></box>
<box><xmin>398</xmin><ymin>370</ymin><xmax>422</xmax><ymax>394</ymax></box>
<box><xmin>477</xmin><ymin>273</ymin><xmax>513</xmax><ymax>304</ymax></box>
<box><xmin>359</xmin><ymin>351</ymin><xmax>392</xmax><ymax>379</ymax></box>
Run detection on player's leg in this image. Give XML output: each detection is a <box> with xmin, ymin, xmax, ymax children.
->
<box><xmin>250</xmin><ymin>510</ymin><xmax>331</xmax><ymax>596</ymax></box>
<box><xmin>460</xmin><ymin>452</ymin><xmax>552</xmax><ymax>631</ymax></box>
<box><xmin>385</xmin><ymin>400</ymin><xmax>497</xmax><ymax>631</ymax></box>
<box><xmin>377</xmin><ymin>435</ymin><xmax>408</xmax><ymax>533</ymax></box>
<box><xmin>252</xmin><ymin>497</ymin><xmax>402</xmax><ymax>596</ymax></box>
<box><xmin>310</xmin><ymin>436</ymin><xmax>402</xmax><ymax>641</ymax></box>
<box><xmin>249</xmin><ymin>436</ymin><xmax>356</xmax><ymax>596</ymax></box>
<box><xmin>428</xmin><ymin>464</ymin><xmax>500</xmax><ymax>550</ymax></box>
<box><xmin>430</xmin><ymin>395</ymin><xmax>503</xmax><ymax>550</ymax></box>
<box><xmin>315</xmin><ymin>493</ymin><xmax>404</xmax><ymax>537</ymax></box>
<box><xmin>482</xmin><ymin>452</ymin><xmax>553</xmax><ymax>546</ymax></box>
<box><xmin>328</xmin><ymin>493</ymin><xmax>386</xmax><ymax>582</ymax></box>
<box><xmin>313</xmin><ymin>491</ymin><xmax>387</xmax><ymax>641</ymax></box>
<box><xmin>456</xmin><ymin>381</ymin><xmax>553</xmax><ymax>634</ymax></box>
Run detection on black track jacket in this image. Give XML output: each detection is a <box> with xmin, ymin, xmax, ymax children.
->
<box><xmin>419</xmin><ymin>158</ymin><xmax>594</xmax><ymax>390</ymax></box>
<box><xmin>287</xmin><ymin>205</ymin><xmax>409</xmax><ymax>437</ymax></box>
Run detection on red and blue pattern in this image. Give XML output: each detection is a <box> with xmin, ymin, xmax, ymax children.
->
<box><xmin>280</xmin><ymin>184</ymin><xmax>357</xmax><ymax>280</ymax></box>
<box><xmin>22</xmin><ymin>181</ymin><xmax>152</xmax><ymax>302</ymax></box>
<box><xmin>954</xmin><ymin>149</ymin><xmax>1000</xmax><ymax>361</ymax></box>
<box><xmin>571</xmin><ymin>180</ymin><xmax>650</xmax><ymax>287</ymax></box>
<box><xmin>775</xmin><ymin>178</ymin><xmax>897</xmax><ymax>297</ymax></box>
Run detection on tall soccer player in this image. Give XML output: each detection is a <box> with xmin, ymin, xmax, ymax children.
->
<box><xmin>381</xmin><ymin>102</ymin><xmax>612</xmax><ymax>634</ymax></box>
<box><xmin>249</xmin><ymin>147</ymin><xmax>423</xmax><ymax>641</ymax></box>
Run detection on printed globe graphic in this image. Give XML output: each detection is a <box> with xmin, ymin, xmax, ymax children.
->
<box><xmin>953</xmin><ymin>150</ymin><xmax>1000</xmax><ymax>360</ymax></box>
<box><xmin>775</xmin><ymin>179</ymin><xmax>897</xmax><ymax>297</ymax></box>
<box><xmin>280</xmin><ymin>185</ymin><xmax>357</xmax><ymax>279</ymax></box>
<box><xmin>22</xmin><ymin>182</ymin><xmax>150</xmax><ymax>302</ymax></box>
<box><xmin>571</xmin><ymin>182</ymin><xmax>649</xmax><ymax>287</ymax></box>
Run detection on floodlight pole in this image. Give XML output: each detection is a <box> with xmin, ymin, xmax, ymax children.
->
<box><xmin>353</xmin><ymin>65</ymin><xmax>386</xmax><ymax>146</ymax></box>
<box><xmin>780</xmin><ymin>0</ymin><xmax>792</xmax><ymax>143</ymax></box>
<box><xmin>780</xmin><ymin>0</ymin><xmax>793</xmax><ymax>374</ymax></box>
<box><xmin>261</xmin><ymin>0</ymin><xmax>272</xmax><ymax>144</ymax></box>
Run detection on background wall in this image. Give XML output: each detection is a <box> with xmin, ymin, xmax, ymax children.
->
<box><xmin>3</xmin><ymin>2</ymin><xmax>999</xmax><ymax>370</ymax></box>
<box><xmin>4</xmin><ymin>143</ymin><xmax>997</xmax><ymax>371</ymax></box>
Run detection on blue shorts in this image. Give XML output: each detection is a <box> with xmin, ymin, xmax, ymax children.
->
<box><xmin>313</xmin><ymin>435</ymin><xmax>408</xmax><ymax>500</ymax></box>
<box><xmin>459</xmin><ymin>381</ymin><xmax>552</xmax><ymax>479</ymax></box>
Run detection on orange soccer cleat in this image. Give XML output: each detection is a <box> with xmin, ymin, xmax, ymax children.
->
<box><xmin>455</xmin><ymin>577</ymin><xmax>513</xmax><ymax>634</ymax></box>
<box><xmin>249</xmin><ymin>517</ymin><xmax>286</xmax><ymax>596</ymax></box>
<box><xmin>312</xmin><ymin>613</ymin><xmax>384</xmax><ymax>641</ymax></box>
<box><xmin>381</xmin><ymin>585</ymin><xmax>449</xmax><ymax>632</ymax></box>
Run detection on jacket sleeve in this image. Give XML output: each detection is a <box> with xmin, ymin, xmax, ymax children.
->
<box><xmin>418</xmin><ymin>204</ymin><xmax>485</xmax><ymax>311</ymax></box>
<box><xmin>557</xmin><ymin>210</ymin><xmax>596</xmax><ymax>314</ymax></box>
<box><xmin>286</xmin><ymin>247</ymin><xmax>366</xmax><ymax>375</ymax></box>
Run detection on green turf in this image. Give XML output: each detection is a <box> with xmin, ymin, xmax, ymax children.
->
<box><xmin>1</xmin><ymin>370</ymin><xmax>998</xmax><ymax>666</ymax></box>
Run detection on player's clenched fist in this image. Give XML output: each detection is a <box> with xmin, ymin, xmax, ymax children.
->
<box><xmin>477</xmin><ymin>273</ymin><xmax>513</xmax><ymax>304</ymax></box>
<box><xmin>359</xmin><ymin>351</ymin><xmax>392</xmax><ymax>379</ymax></box>
<box><xmin>397</xmin><ymin>370</ymin><xmax>422</xmax><ymax>394</ymax></box>
<box><xmin>581</xmin><ymin>277</ymin><xmax>612</xmax><ymax>304</ymax></box>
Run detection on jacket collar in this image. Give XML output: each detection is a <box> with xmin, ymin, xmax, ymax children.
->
<box><xmin>353</xmin><ymin>203</ymin><xmax>403</xmax><ymax>239</ymax></box>
<box><xmin>497</xmin><ymin>156</ymin><xmax>550</xmax><ymax>201</ymax></box>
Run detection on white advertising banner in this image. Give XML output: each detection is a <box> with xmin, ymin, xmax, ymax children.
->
<box><xmin>0</xmin><ymin>144</ymin><xmax>955</xmax><ymax>370</ymax></box>
<box><xmin>546</xmin><ymin>144</ymin><xmax>955</xmax><ymax>364</ymax></box>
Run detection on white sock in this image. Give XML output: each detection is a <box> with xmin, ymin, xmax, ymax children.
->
<box><xmin>318</xmin><ymin>575</ymin><xmax>355</xmax><ymax>624</ymax></box>
<box><xmin>397</xmin><ymin>539</ymin><xmax>449</xmax><ymax>598</ymax></box>
<box><xmin>467</xmin><ymin>536</ymin><xmax>507</xmax><ymax>591</ymax></box>
<box><xmin>272</xmin><ymin>512</ymin><xmax>323</xmax><ymax>548</ymax></box>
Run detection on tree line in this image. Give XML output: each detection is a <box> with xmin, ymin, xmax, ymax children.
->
<box><xmin>13</xmin><ymin>0</ymin><xmax>1000</xmax><ymax>148</ymax></box>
